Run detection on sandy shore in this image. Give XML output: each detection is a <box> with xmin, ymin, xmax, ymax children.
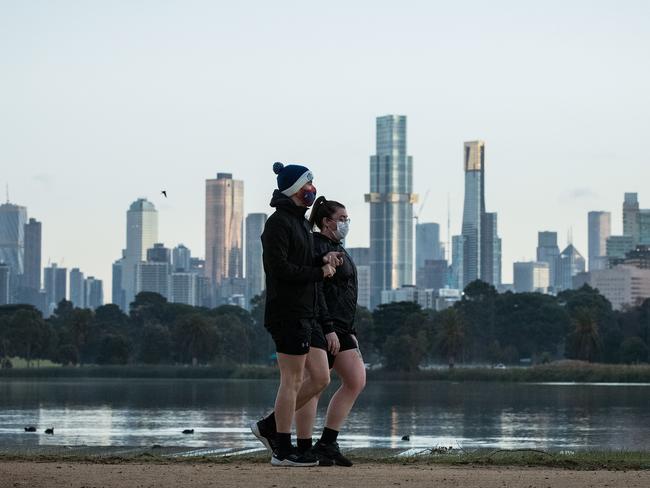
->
<box><xmin>1</xmin><ymin>462</ymin><xmax>649</xmax><ymax>488</ymax></box>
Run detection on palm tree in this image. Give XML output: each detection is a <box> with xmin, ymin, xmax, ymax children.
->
<box><xmin>436</xmin><ymin>308</ymin><xmax>465</xmax><ymax>369</ymax></box>
<box><xmin>177</xmin><ymin>314</ymin><xmax>215</xmax><ymax>366</ymax></box>
<box><xmin>69</xmin><ymin>309</ymin><xmax>93</xmax><ymax>366</ymax></box>
<box><xmin>571</xmin><ymin>308</ymin><xmax>601</xmax><ymax>362</ymax></box>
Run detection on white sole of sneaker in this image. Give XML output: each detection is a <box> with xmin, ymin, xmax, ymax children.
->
<box><xmin>271</xmin><ymin>456</ymin><xmax>319</xmax><ymax>467</ymax></box>
<box><xmin>250</xmin><ymin>421</ymin><xmax>272</xmax><ymax>452</ymax></box>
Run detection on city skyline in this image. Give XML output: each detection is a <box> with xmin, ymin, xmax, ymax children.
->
<box><xmin>3</xmin><ymin>180</ymin><xmax>643</xmax><ymax>304</ymax></box>
<box><xmin>2</xmin><ymin>1</ymin><xmax>649</xmax><ymax>294</ymax></box>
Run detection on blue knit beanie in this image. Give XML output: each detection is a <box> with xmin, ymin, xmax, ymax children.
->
<box><xmin>273</xmin><ymin>162</ymin><xmax>314</xmax><ymax>196</ymax></box>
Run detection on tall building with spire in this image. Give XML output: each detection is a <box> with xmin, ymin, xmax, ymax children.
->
<box><xmin>461</xmin><ymin>141</ymin><xmax>484</xmax><ymax>286</ymax></box>
<box><xmin>460</xmin><ymin>141</ymin><xmax>501</xmax><ymax>288</ymax></box>
<box><xmin>205</xmin><ymin>173</ymin><xmax>244</xmax><ymax>305</ymax></box>
<box><xmin>365</xmin><ymin>115</ymin><xmax>417</xmax><ymax>308</ymax></box>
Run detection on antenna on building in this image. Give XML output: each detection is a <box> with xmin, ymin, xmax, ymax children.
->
<box><xmin>568</xmin><ymin>227</ymin><xmax>574</xmax><ymax>246</ymax></box>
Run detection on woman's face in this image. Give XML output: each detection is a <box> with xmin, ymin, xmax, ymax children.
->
<box><xmin>325</xmin><ymin>207</ymin><xmax>349</xmax><ymax>233</ymax></box>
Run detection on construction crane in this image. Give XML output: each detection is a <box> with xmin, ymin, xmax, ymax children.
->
<box><xmin>413</xmin><ymin>189</ymin><xmax>430</xmax><ymax>225</ymax></box>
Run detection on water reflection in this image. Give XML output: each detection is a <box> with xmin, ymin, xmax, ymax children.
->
<box><xmin>0</xmin><ymin>379</ymin><xmax>649</xmax><ymax>450</ymax></box>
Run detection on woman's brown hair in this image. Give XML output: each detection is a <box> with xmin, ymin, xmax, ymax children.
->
<box><xmin>308</xmin><ymin>196</ymin><xmax>345</xmax><ymax>230</ymax></box>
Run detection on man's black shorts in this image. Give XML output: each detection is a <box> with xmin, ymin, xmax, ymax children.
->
<box><xmin>310</xmin><ymin>327</ymin><xmax>359</xmax><ymax>369</ymax></box>
<box><xmin>265</xmin><ymin>318</ymin><xmax>318</xmax><ymax>355</ymax></box>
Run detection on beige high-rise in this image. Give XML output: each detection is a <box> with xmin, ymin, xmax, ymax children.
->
<box><xmin>205</xmin><ymin>173</ymin><xmax>244</xmax><ymax>304</ymax></box>
<box><xmin>122</xmin><ymin>198</ymin><xmax>158</xmax><ymax>307</ymax></box>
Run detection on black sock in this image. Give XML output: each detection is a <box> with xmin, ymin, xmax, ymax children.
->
<box><xmin>276</xmin><ymin>432</ymin><xmax>292</xmax><ymax>453</ymax></box>
<box><xmin>297</xmin><ymin>437</ymin><xmax>312</xmax><ymax>453</ymax></box>
<box><xmin>262</xmin><ymin>412</ymin><xmax>276</xmax><ymax>433</ymax></box>
<box><xmin>320</xmin><ymin>427</ymin><xmax>339</xmax><ymax>445</ymax></box>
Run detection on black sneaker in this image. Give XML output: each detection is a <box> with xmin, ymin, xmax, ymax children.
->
<box><xmin>250</xmin><ymin>419</ymin><xmax>277</xmax><ymax>453</ymax></box>
<box><xmin>271</xmin><ymin>448</ymin><xmax>319</xmax><ymax>467</ymax></box>
<box><xmin>307</xmin><ymin>446</ymin><xmax>334</xmax><ymax>466</ymax></box>
<box><xmin>312</xmin><ymin>440</ymin><xmax>353</xmax><ymax>467</ymax></box>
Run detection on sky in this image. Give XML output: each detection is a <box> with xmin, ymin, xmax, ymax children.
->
<box><xmin>2</xmin><ymin>0</ymin><xmax>650</xmax><ymax>294</ymax></box>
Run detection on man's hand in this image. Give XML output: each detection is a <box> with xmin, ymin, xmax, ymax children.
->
<box><xmin>322</xmin><ymin>263</ymin><xmax>336</xmax><ymax>278</ymax></box>
<box><xmin>323</xmin><ymin>251</ymin><xmax>344</xmax><ymax>267</ymax></box>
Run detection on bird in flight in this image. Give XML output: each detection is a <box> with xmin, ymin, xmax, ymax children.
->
<box><xmin>161</xmin><ymin>190</ymin><xmax>167</xmax><ymax>198</ymax></box>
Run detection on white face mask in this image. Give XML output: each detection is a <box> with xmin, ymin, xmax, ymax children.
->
<box><xmin>335</xmin><ymin>220</ymin><xmax>350</xmax><ymax>241</ymax></box>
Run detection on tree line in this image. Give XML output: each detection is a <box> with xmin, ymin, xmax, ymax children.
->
<box><xmin>1</xmin><ymin>282</ymin><xmax>648</xmax><ymax>371</ymax></box>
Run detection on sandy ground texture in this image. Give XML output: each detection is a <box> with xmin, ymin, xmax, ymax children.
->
<box><xmin>1</xmin><ymin>462</ymin><xmax>649</xmax><ymax>488</ymax></box>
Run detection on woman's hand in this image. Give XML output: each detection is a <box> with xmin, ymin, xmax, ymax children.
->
<box><xmin>323</xmin><ymin>251</ymin><xmax>344</xmax><ymax>267</ymax></box>
<box><xmin>326</xmin><ymin>332</ymin><xmax>340</xmax><ymax>356</ymax></box>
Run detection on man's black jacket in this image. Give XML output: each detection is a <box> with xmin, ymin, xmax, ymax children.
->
<box><xmin>261</xmin><ymin>190</ymin><xmax>324</xmax><ymax>325</ymax></box>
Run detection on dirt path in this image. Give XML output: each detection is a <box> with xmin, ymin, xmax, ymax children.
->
<box><xmin>1</xmin><ymin>462</ymin><xmax>648</xmax><ymax>488</ymax></box>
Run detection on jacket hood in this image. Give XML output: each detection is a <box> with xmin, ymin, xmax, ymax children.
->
<box><xmin>270</xmin><ymin>189</ymin><xmax>308</xmax><ymax>216</ymax></box>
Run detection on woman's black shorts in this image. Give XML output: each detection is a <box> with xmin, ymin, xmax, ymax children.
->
<box><xmin>310</xmin><ymin>326</ymin><xmax>359</xmax><ymax>369</ymax></box>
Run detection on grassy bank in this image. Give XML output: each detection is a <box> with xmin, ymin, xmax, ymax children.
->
<box><xmin>372</xmin><ymin>361</ymin><xmax>650</xmax><ymax>383</ymax></box>
<box><xmin>1</xmin><ymin>360</ymin><xmax>650</xmax><ymax>382</ymax></box>
<box><xmin>0</xmin><ymin>364</ymin><xmax>279</xmax><ymax>379</ymax></box>
<box><xmin>1</xmin><ymin>449</ymin><xmax>649</xmax><ymax>470</ymax></box>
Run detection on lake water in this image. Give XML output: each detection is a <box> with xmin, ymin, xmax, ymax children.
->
<box><xmin>1</xmin><ymin>379</ymin><xmax>649</xmax><ymax>451</ymax></box>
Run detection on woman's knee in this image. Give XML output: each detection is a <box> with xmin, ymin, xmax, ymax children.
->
<box><xmin>344</xmin><ymin>373</ymin><xmax>365</xmax><ymax>395</ymax></box>
<box><xmin>314</xmin><ymin>370</ymin><xmax>331</xmax><ymax>391</ymax></box>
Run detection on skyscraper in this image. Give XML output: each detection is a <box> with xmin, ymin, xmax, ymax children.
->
<box><xmin>415</xmin><ymin>223</ymin><xmax>444</xmax><ymax>287</ymax></box>
<box><xmin>588</xmin><ymin>211</ymin><xmax>611</xmax><ymax>271</ymax></box>
<box><xmin>0</xmin><ymin>202</ymin><xmax>27</xmax><ymax>301</ymax></box>
<box><xmin>461</xmin><ymin>141</ymin><xmax>485</xmax><ymax>287</ymax></box>
<box><xmin>557</xmin><ymin>244</ymin><xmax>586</xmax><ymax>292</ymax></box>
<box><xmin>22</xmin><ymin>218</ymin><xmax>41</xmax><ymax>292</ymax></box>
<box><xmin>205</xmin><ymin>173</ymin><xmax>244</xmax><ymax>305</ymax></box>
<box><xmin>44</xmin><ymin>263</ymin><xmax>67</xmax><ymax>315</ymax></box>
<box><xmin>120</xmin><ymin>198</ymin><xmax>158</xmax><ymax>309</ymax></box>
<box><xmin>459</xmin><ymin>141</ymin><xmax>502</xmax><ymax>288</ymax></box>
<box><xmin>481</xmin><ymin>212</ymin><xmax>502</xmax><ymax>286</ymax></box>
<box><xmin>112</xmin><ymin>252</ymin><xmax>126</xmax><ymax>311</ymax></box>
<box><xmin>365</xmin><ymin>115</ymin><xmax>417</xmax><ymax>308</ymax></box>
<box><xmin>69</xmin><ymin>268</ymin><xmax>85</xmax><ymax>308</ymax></box>
<box><xmin>537</xmin><ymin>231</ymin><xmax>560</xmax><ymax>290</ymax></box>
<box><xmin>0</xmin><ymin>263</ymin><xmax>10</xmax><ymax>305</ymax></box>
<box><xmin>450</xmin><ymin>235</ymin><xmax>465</xmax><ymax>290</ymax></box>
<box><xmin>84</xmin><ymin>276</ymin><xmax>103</xmax><ymax>309</ymax></box>
<box><xmin>623</xmin><ymin>193</ymin><xmax>640</xmax><ymax>245</ymax></box>
<box><xmin>245</xmin><ymin>213</ymin><xmax>267</xmax><ymax>306</ymax></box>
<box><xmin>416</xmin><ymin>223</ymin><xmax>443</xmax><ymax>268</ymax></box>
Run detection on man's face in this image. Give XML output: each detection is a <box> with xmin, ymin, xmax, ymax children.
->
<box><xmin>293</xmin><ymin>181</ymin><xmax>317</xmax><ymax>207</ymax></box>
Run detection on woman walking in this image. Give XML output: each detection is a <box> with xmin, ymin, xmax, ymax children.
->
<box><xmin>293</xmin><ymin>196</ymin><xmax>366</xmax><ymax>467</ymax></box>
